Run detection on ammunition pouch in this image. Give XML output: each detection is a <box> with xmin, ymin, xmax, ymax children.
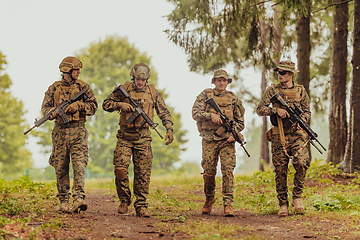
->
<box><xmin>265</xmin><ymin>129</ymin><xmax>272</xmax><ymax>142</ymax></box>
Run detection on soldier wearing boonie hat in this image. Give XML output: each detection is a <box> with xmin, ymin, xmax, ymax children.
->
<box><xmin>274</xmin><ymin>60</ymin><xmax>300</xmax><ymax>73</ymax></box>
<box><xmin>256</xmin><ymin>60</ymin><xmax>311</xmax><ymax>217</ymax></box>
<box><xmin>192</xmin><ymin>69</ymin><xmax>245</xmax><ymax>217</ymax></box>
<box><xmin>211</xmin><ymin>69</ymin><xmax>233</xmax><ymax>83</ymax></box>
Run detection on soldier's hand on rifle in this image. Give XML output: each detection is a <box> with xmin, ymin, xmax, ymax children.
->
<box><xmin>65</xmin><ymin>102</ymin><xmax>85</xmax><ymax>114</ymax></box>
<box><xmin>49</xmin><ymin>107</ymin><xmax>58</xmax><ymax>120</ymax></box>
<box><xmin>227</xmin><ymin>133</ymin><xmax>235</xmax><ymax>143</ymax></box>
<box><xmin>117</xmin><ymin>102</ymin><xmax>134</xmax><ymax>112</ymax></box>
<box><xmin>276</xmin><ymin>108</ymin><xmax>290</xmax><ymax>118</ymax></box>
<box><xmin>165</xmin><ymin>129</ymin><xmax>174</xmax><ymax>145</ymax></box>
<box><xmin>211</xmin><ymin>113</ymin><xmax>223</xmax><ymax>125</ymax></box>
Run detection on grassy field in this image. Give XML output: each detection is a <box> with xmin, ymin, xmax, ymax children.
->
<box><xmin>1</xmin><ymin>160</ymin><xmax>360</xmax><ymax>239</ymax></box>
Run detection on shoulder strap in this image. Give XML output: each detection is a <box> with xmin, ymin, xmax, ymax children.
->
<box><xmin>147</xmin><ymin>83</ymin><xmax>157</xmax><ymax>101</ymax></box>
<box><xmin>204</xmin><ymin>88</ymin><xmax>214</xmax><ymax>100</ymax></box>
<box><xmin>123</xmin><ymin>81</ymin><xmax>132</xmax><ymax>91</ymax></box>
<box><xmin>53</xmin><ymin>81</ymin><xmax>62</xmax><ymax>88</ymax></box>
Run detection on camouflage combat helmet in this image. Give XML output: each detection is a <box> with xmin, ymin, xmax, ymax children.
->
<box><xmin>211</xmin><ymin>69</ymin><xmax>232</xmax><ymax>84</ymax></box>
<box><xmin>274</xmin><ymin>60</ymin><xmax>299</xmax><ymax>73</ymax></box>
<box><xmin>59</xmin><ymin>56</ymin><xmax>83</xmax><ymax>73</ymax></box>
<box><xmin>130</xmin><ymin>63</ymin><xmax>151</xmax><ymax>80</ymax></box>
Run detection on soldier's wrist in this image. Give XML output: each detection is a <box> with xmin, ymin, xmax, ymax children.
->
<box><xmin>271</xmin><ymin>107</ymin><xmax>278</xmax><ymax>115</ymax></box>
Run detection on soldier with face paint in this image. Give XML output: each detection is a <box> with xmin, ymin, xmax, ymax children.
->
<box><xmin>41</xmin><ymin>56</ymin><xmax>98</xmax><ymax>213</ymax></box>
<box><xmin>192</xmin><ymin>69</ymin><xmax>245</xmax><ymax>217</ymax></box>
<box><xmin>102</xmin><ymin>63</ymin><xmax>174</xmax><ymax>218</ymax></box>
<box><xmin>256</xmin><ymin>60</ymin><xmax>311</xmax><ymax>217</ymax></box>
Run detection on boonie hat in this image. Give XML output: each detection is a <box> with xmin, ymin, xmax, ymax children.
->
<box><xmin>274</xmin><ymin>60</ymin><xmax>299</xmax><ymax>73</ymax></box>
<box><xmin>211</xmin><ymin>69</ymin><xmax>232</xmax><ymax>83</ymax></box>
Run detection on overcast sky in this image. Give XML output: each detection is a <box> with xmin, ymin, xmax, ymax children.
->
<box><xmin>0</xmin><ymin>0</ymin><xmax>262</xmax><ymax>169</ymax></box>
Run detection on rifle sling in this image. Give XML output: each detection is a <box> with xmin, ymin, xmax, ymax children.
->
<box><xmin>277</xmin><ymin>116</ymin><xmax>291</xmax><ymax>159</ymax></box>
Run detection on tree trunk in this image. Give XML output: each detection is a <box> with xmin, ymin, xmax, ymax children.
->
<box><xmin>259</xmin><ymin>10</ymin><xmax>270</xmax><ymax>171</ymax></box>
<box><xmin>339</xmin><ymin>106</ymin><xmax>352</xmax><ymax>172</ymax></box>
<box><xmin>350</xmin><ymin>0</ymin><xmax>360</xmax><ymax>171</ymax></box>
<box><xmin>296</xmin><ymin>13</ymin><xmax>311</xmax><ymax>92</ymax></box>
<box><xmin>327</xmin><ymin>0</ymin><xmax>348</xmax><ymax>165</ymax></box>
<box><xmin>296</xmin><ymin>4</ymin><xmax>312</xmax><ymax>160</ymax></box>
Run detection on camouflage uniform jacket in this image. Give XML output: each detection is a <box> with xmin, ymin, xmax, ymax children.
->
<box><xmin>102</xmin><ymin>82</ymin><xmax>173</xmax><ymax>130</ymax></box>
<box><xmin>192</xmin><ymin>88</ymin><xmax>245</xmax><ymax>141</ymax></box>
<box><xmin>41</xmin><ymin>79</ymin><xmax>98</xmax><ymax>123</ymax></box>
<box><xmin>256</xmin><ymin>82</ymin><xmax>311</xmax><ymax>124</ymax></box>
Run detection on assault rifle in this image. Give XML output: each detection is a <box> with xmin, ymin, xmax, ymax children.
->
<box><xmin>270</xmin><ymin>92</ymin><xmax>327</xmax><ymax>154</ymax></box>
<box><xmin>115</xmin><ymin>85</ymin><xmax>163</xmax><ymax>139</ymax></box>
<box><xmin>205</xmin><ymin>97</ymin><xmax>250</xmax><ymax>157</ymax></box>
<box><xmin>24</xmin><ymin>89</ymin><xmax>88</xmax><ymax>135</ymax></box>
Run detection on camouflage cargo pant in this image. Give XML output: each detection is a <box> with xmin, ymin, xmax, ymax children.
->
<box><xmin>113</xmin><ymin>128</ymin><xmax>153</xmax><ymax>210</ymax></box>
<box><xmin>201</xmin><ymin>138</ymin><xmax>236</xmax><ymax>206</ymax></box>
<box><xmin>271</xmin><ymin>130</ymin><xmax>310</xmax><ymax>206</ymax></box>
<box><xmin>49</xmin><ymin>124</ymin><xmax>89</xmax><ymax>203</ymax></box>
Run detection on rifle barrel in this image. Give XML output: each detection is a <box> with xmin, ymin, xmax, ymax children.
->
<box><xmin>24</xmin><ymin>126</ymin><xmax>36</xmax><ymax>135</ymax></box>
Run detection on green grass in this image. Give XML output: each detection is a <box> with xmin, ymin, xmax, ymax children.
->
<box><xmin>1</xmin><ymin>160</ymin><xmax>360</xmax><ymax>239</ymax></box>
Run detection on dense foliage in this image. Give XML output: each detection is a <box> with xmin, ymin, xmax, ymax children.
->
<box><xmin>0</xmin><ymin>52</ymin><xmax>32</xmax><ymax>178</ymax></box>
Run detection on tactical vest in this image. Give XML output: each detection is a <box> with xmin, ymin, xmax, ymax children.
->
<box><xmin>272</xmin><ymin>83</ymin><xmax>301</xmax><ymax>109</ymax></box>
<box><xmin>53</xmin><ymin>79</ymin><xmax>86</xmax><ymax>124</ymax></box>
<box><xmin>119</xmin><ymin>81</ymin><xmax>156</xmax><ymax>128</ymax></box>
<box><xmin>200</xmin><ymin>89</ymin><xmax>234</xmax><ymax>131</ymax></box>
<box><xmin>271</xmin><ymin>83</ymin><xmax>302</xmax><ymax>134</ymax></box>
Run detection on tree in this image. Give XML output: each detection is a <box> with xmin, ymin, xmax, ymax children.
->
<box><xmin>341</xmin><ymin>0</ymin><xmax>360</xmax><ymax>172</ymax></box>
<box><xmin>165</xmin><ymin>0</ymin><xmax>334</xmax><ymax>169</ymax></box>
<box><xmin>327</xmin><ymin>0</ymin><xmax>349</xmax><ymax>165</ymax></box>
<box><xmin>75</xmin><ymin>36</ymin><xmax>188</xmax><ymax>175</ymax></box>
<box><xmin>0</xmin><ymin>52</ymin><xmax>32</xmax><ymax>178</ymax></box>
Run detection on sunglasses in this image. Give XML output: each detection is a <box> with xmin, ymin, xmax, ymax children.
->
<box><xmin>278</xmin><ymin>70</ymin><xmax>290</xmax><ymax>75</ymax></box>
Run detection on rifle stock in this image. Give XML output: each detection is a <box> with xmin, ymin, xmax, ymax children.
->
<box><xmin>205</xmin><ymin>97</ymin><xmax>250</xmax><ymax>157</ymax></box>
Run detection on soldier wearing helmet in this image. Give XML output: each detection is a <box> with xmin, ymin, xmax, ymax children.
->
<box><xmin>192</xmin><ymin>69</ymin><xmax>245</xmax><ymax>217</ymax></box>
<box><xmin>41</xmin><ymin>56</ymin><xmax>98</xmax><ymax>213</ymax></box>
<box><xmin>256</xmin><ymin>60</ymin><xmax>311</xmax><ymax>217</ymax></box>
<box><xmin>102</xmin><ymin>63</ymin><xmax>174</xmax><ymax>218</ymax></box>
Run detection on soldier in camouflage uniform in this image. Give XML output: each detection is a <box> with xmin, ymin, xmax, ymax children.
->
<box><xmin>192</xmin><ymin>69</ymin><xmax>245</xmax><ymax>217</ymax></box>
<box><xmin>41</xmin><ymin>56</ymin><xmax>98</xmax><ymax>213</ymax></box>
<box><xmin>102</xmin><ymin>63</ymin><xmax>174</xmax><ymax>218</ymax></box>
<box><xmin>256</xmin><ymin>60</ymin><xmax>311</xmax><ymax>217</ymax></box>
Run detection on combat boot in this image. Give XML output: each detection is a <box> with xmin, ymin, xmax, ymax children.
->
<box><xmin>202</xmin><ymin>198</ymin><xmax>215</xmax><ymax>215</ymax></box>
<box><xmin>292</xmin><ymin>198</ymin><xmax>305</xmax><ymax>214</ymax></box>
<box><xmin>136</xmin><ymin>208</ymin><xmax>150</xmax><ymax>218</ymax></box>
<box><xmin>224</xmin><ymin>205</ymin><xmax>234</xmax><ymax>217</ymax></box>
<box><xmin>118</xmin><ymin>201</ymin><xmax>129</xmax><ymax>214</ymax></box>
<box><xmin>58</xmin><ymin>201</ymin><xmax>71</xmax><ymax>213</ymax></box>
<box><xmin>72</xmin><ymin>198</ymin><xmax>88</xmax><ymax>213</ymax></box>
<box><xmin>278</xmin><ymin>205</ymin><xmax>288</xmax><ymax>217</ymax></box>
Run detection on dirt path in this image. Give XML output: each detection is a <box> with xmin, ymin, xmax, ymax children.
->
<box><xmin>3</xmin><ymin>188</ymin><xmax>360</xmax><ymax>239</ymax></box>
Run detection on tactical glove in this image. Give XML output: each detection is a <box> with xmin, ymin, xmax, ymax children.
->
<box><xmin>165</xmin><ymin>129</ymin><xmax>174</xmax><ymax>145</ymax></box>
<box><xmin>117</xmin><ymin>102</ymin><xmax>134</xmax><ymax>112</ymax></box>
<box><xmin>49</xmin><ymin>107</ymin><xmax>58</xmax><ymax>120</ymax></box>
<box><xmin>65</xmin><ymin>102</ymin><xmax>85</xmax><ymax>114</ymax></box>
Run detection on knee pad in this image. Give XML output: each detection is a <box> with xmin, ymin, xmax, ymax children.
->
<box><xmin>203</xmin><ymin>173</ymin><xmax>215</xmax><ymax>184</ymax></box>
<box><xmin>114</xmin><ymin>165</ymin><xmax>128</xmax><ymax>181</ymax></box>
